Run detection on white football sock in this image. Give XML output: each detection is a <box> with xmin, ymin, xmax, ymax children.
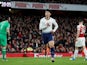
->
<box><xmin>73</xmin><ymin>49</ymin><xmax>78</xmax><ymax>59</ymax></box>
<box><xmin>83</xmin><ymin>48</ymin><xmax>87</xmax><ymax>59</ymax></box>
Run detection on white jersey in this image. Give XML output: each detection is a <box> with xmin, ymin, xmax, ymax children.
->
<box><xmin>75</xmin><ymin>24</ymin><xmax>86</xmax><ymax>47</ymax></box>
<box><xmin>39</xmin><ymin>17</ymin><xmax>58</xmax><ymax>33</ymax></box>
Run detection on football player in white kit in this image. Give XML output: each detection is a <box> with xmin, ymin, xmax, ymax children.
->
<box><xmin>70</xmin><ymin>20</ymin><xmax>87</xmax><ymax>60</ymax></box>
<box><xmin>39</xmin><ymin>10</ymin><xmax>58</xmax><ymax>62</ymax></box>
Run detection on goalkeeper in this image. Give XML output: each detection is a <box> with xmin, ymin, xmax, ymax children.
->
<box><xmin>0</xmin><ymin>16</ymin><xmax>10</xmax><ymax>61</ymax></box>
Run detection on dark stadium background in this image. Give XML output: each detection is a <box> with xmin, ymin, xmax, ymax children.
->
<box><xmin>0</xmin><ymin>0</ymin><xmax>87</xmax><ymax>57</ymax></box>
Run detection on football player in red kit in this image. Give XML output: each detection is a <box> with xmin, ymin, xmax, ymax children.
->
<box><xmin>70</xmin><ymin>20</ymin><xmax>87</xmax><ymax>61</ymax></box>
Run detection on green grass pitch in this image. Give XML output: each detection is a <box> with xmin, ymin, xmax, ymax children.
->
<box><xmin>0</xmin><ymin>57</ymin><xmax>87</xmax><ymax>65</ymax></box>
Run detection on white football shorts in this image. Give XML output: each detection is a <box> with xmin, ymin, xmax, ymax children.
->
<box><xmin>75</xmin><ymin>37</ymin><xmax>85</xmax><ymax>47</ymax></box>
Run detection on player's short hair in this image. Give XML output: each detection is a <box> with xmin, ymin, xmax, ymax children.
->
<box><xmin>5</xmin><ymin>16</ymin><xmax>10</xmax><ymax>20</ymax></box>
<box><xmin>3</xmin><ymin>16</ymin><xmax>11</xmax><ymax>21</ymax></box>
<box><xmin>45</xmin><ymin>9</ymin><xmax>52</xmax><ymax>13</ymax></box>
<box><xmin>79</xmin><ymin>19</ymin><xmax>83</xmax><ymax>23</ymax></box>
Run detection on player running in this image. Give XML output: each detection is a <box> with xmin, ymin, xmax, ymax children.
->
<box><xmin>0</xmin><ymin>16</ymin><xmax>10</xmax><ymax>61</ymax></box>
<box><xmin>39</xmin><ymin>10</ymin><xmax>58</xmax><ymax>62</ymax></box>
<box><xmin>70</xmin><ymin>20</ymin><xmax>87</xmax><ymax>61</ymax></box>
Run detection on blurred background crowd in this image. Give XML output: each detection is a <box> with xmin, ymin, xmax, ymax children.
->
<box><xmin>0</xmin><ymin>10</ymin><xmax>87</xmax><ymax>54</ymax></box>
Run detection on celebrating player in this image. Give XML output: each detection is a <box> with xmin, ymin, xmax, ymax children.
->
<box><xmin>0</xmin><ymin>16</ymin><xmax>10</xmax><ymax>61</ymax></box>
<box><xmin>39</xmin><ymin>10</ymin><xmax>58</xmax><ymax>62</ymax></box>
<box><xmin>70</xmin><ymin>20</ymin><xmax>87</xmax><ymax>60</ymax></box>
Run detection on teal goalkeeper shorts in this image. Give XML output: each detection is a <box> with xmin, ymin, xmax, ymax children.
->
<box><xmin>0</xmin><ymin>34</ymin><xmax>7</xmax><ymax>47</ymax></box>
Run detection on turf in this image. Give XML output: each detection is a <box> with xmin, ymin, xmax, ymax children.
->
<box><xmin>0</xmin><ymin>57</ymin><xmax>87</xmax><ymax>65</ymax></box>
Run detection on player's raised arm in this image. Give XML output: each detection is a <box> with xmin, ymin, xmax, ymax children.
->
<box><xmin>52</xmin><ymin>19</ymin><xmax>58</xmax><ymax>32</ymax></box>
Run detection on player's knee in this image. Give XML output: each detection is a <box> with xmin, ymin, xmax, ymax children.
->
<box><xmin>83</xmin><ymin>46</ymin><xmax>86</xmax><ymax>49</ymax></box>
<box><xmin>49</xmin><ymin>41</ymin><xmax>54</xmax><ymax>48</ymax></box>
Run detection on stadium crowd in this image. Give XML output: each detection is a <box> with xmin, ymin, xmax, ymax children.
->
<box><xmin>0</xmin><ymin>13</ymin><xmax>87</xmax><ymax>53</ymax></box>
<box><xmin>11</xmin><ymin>0</ymin><xmax>87</xmax><ymax>4</ymax></box>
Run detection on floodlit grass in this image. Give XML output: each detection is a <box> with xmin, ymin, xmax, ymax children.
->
<box><xmin>0</xmin><ymin>57</ymin><xmax>87</xmax><ymax>65</ymax></box>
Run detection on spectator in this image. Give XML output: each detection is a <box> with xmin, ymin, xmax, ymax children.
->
<box><xmin>0</xmin><ymin>13</ymin><xmax>86</xmax><ymax>53</ymax></box>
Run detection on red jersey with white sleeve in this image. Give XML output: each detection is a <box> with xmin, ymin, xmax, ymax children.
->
<box><xmin>77</xmin><ymin>24</ymin><xmax>86</xmax><ymax>37</ymax></box>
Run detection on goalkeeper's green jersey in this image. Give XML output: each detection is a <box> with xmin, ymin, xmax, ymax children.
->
<box><xmin>0</xmin><ymin>20</ymin><xmax>10</xmax><ymax>35</ymax></box>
